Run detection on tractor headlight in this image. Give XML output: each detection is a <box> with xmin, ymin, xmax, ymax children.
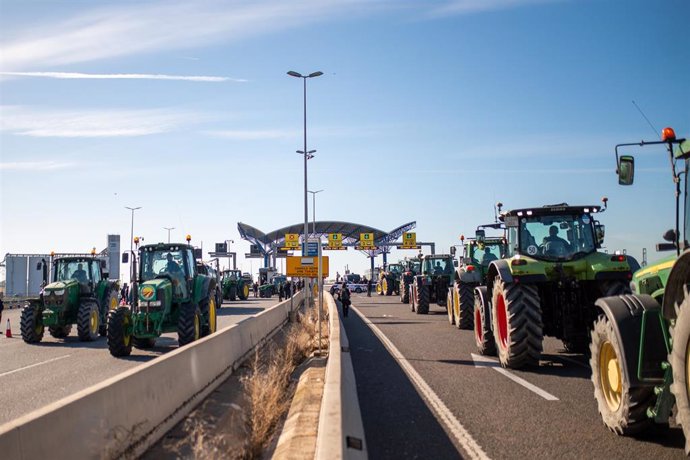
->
<box><xmin>149</xmin><ymin>300</ymin><xmax>162</xmax><ymax>307</ymax></box>
<box><xmin>53</xmin><ymin>289</ymin><xmax>65</xmax><ymax>296</ymax></box>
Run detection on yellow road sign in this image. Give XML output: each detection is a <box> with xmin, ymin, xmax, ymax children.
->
<box><xmin>286</xmin><ymin>256</ymin><xmax>329</xmax><ymax>278</ymax></box>
<box><xmin>360</xmin><ymin>232</ymin><xmax>375</xmax><ymax>248</ymax></box>
<box><xmin>328</xmin><ymin>233</ymin><xmax>343</xmax><ymax>248</ymax></box>
<box><xmin>284</xmin><ymin>233</ymin><xmax>300</xmax><ymax>249</ymax></box>
<box><xmin>402</xmin><ymin>232</ymin><xmax>417</xmax><ymax>249</ymax></box>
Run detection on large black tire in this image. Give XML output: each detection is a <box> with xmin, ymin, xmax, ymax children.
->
<box><xmin>229</xmin><ymin>285</ymin><xmax>237</xmax><ymax>301</ymax></box>
<box><xmin>201</xmin><ymin>296</ymin><xmax>218</xmax><ymax>337</ymax></box>
<box><xmin>670</xmin><ymin>295</ymin><xmax>690</xmax><ymax>453</ymax></box>
<box><xmin>133</xmin><ymin>337</ymin><xmax>156</xmax><ymax>349</ymax></box>
<box><xmin>447</xmin><ymin>289</ymin><xmax>455</xmax><ymax>325</ymax></box>
<box><xmin>239</xmin><ymin>283</ymin><xmax>250</xmax><ymax>300</ymax></box>
<box><xmin>601</xmin><ymin>280</ymin><xmax>632</xmax><ymax>297</ymax></box>
<box><xmin>49</xmin><ymin>324</ymin><xmax>72</xmax><ymax>339</ymax></box>
<box><xmin>590</xmin><ymin>315</ymin><xmax>654</xmax><ymax>435</ymax></box>
<box><xmin>401</xmin><ymin>282</ymin><xmax>410</xmax><ymax>304</ymax></box>
<box><xmin>178</xmin><ymin>303</ymin><xmax>201</xmax><ymax>346</ymax></box>
<box><xmin>491</xmin><ymin>278</ymin><xmax>543</xmax><ymax>368</ymax></box>
<box><xmin>101</xmin><ymin>291</ymin><xmax>119</xmax><ymax>336</ymax></box>
<box><xmin>415</xmin><ymin>282</ymin><xmax>430</xmax><ymax>315</ymax></box>
<box><xmin>215</xmin><ymin>288</ymin><xmax>223</xmax><ymax>310</ymax></box>
<box><xmin>107</xmin><ymin>307</ymin><xmax>133</xmax><ymax>357</ymax></box>
<box><xmin>385</xmin><ymin>278</ymin><xmax>394</xmax><ymax>296</ymax></box>
<box><xmin>410</xmin><ymin>285</ymin><xmax>416</xmax><ymax>312</ymax></box>
<box><xmin>378</xmin><ymin>280</ymin><xmax>384</xmax><ymax>296</ymax></box>
<box><xmin>455</xmin><ymin>283</ymin><xmax>474</xmax><ymax>330</ymax></box>
<box><xmin>474</xmin><ymin>291</ymin><xmax>496</xmax><ymax>356</ymax></box>
<box><xmin>20</xmin><ymin>304</ymin><xmax>44</xmax><ymax>343</ymax></box>
<box><xmin>77</xmin><ymin>300</ymin><xmax>100</xmax><ymax>341</ymax></box>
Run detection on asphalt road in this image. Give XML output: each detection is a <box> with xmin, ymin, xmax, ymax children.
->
<box><xmin>0</xmin><ymin>296</ymin><xmax>278</xmax><ymax>425</ymax></box>
<box><xmin>342</xmin><ymin>293</ymin><xmax>685</xmax><ymax>459</ymax></box>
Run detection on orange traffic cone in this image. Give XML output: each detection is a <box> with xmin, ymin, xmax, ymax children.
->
<box><xmin>5</xmin><ymin>318</ymin><xmax>12</xmax><ymax>338</ymax></box>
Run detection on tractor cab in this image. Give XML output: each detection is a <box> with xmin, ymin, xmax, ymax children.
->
<box><xmin>53</xmin><ymin>257</ymin><xmax>104</xmax><ymax>294</ymax></box>
<box><xmin>501</xmin><ymin>203</ymin><xmax>606</xmax><ymax>262</ymax></box>
<box><xmin>421</xmin><ymin>255</ymin><xmax>454</xmax><ymax>277</ymax></box>
<box><xmin>139</xmin><ymin>244</ymin><xmax>195</xmax><ymax>301</ymax></box>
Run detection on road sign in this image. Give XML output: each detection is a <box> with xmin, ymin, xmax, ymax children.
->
<box><xmin>286</xmin><ymin>256</ymin><xmax>329</xmax><ymax>277</ymax></box>
<box><xmin>400</xmin><ymin>232</ymin><xmax>419</xmax><ymax>249</ymax></box>
<box><xmin>215</xmin><ymin>242</ymin><xmax>227</xmax><ymax>253</ymax></box>
<box><xmin>328</xmin><ymin>233</ymin><xmax>343</xmax><ymax>249</ymax></box>
<box><xmin>359</xmin><ymin>232</ymin><xmax>375</xmax><ymax>250</ymax></box>
<box><xmin>302</xmin><ymin>240</ymin><xmax>319</xmax><ymax>257</ymax></box>
<box><xmin>284</xmin><ymin>233</ymin><xmax>300</xmax><ymax>250</ymax></box>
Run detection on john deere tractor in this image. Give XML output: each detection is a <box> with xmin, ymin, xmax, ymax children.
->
<box><xmin>107</xmin><ymin>239</ymin><xmax>217</xmax><ymax>357</ymax></box>
<box><xmin>446</xmin><ymin>224</ymin><xmax>506</xmax><ymax>332</ymax></box>
<box><xmin>473</xmin><ymin>201</ymin><xmax>632</xmax><ymax>368</ymax></box>
<box><xmin>377</xmin><ymin>263</ymin><xmax>403</xmax><ymax>296</ymax></box>
<box><xmin>399</xmin><ymin>257</ymin><xmax>421</xmax><ymax>304</ymax></box>
<box><xmin>21</xmin><ymin>254</ymin><xmax>119</xmax><ymax>343</ymax></box>
<box><xmin>588</xmin><ymin>128</ymin><xmax>690</xmax><ymax>451</ymax></box>
<box><xmin>222</xmin><ymin>269</ymin><xmax>250</xmax><ymax>301</ymax></box>
<box><xmin>410</xmin><ymin>254</ymin><xmax>455</xmax><ymax>314</ymax></box>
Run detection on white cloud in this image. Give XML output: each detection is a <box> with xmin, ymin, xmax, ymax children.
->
<box><xmin>206</xmin><ymin>129</ymin><xmax>296</xmax><ymax>140</ymax></box>
<box><xmin>0</xmin><ymin>105</ymin><xmax>202</xmax><ymax>137</ymax></box>
<box><xmin>0</xmin><ymin>161</ymin><xmax>74</xmax><ymax>171</ymax></box>
<box><xmin>0</xmin><ymin>71</ymin><xmax>244</xmax><ymax>82</ymax></box>
<box><xmin>0</xmin><ymin>0</ymin><xmax>375</xmax><ymax>70</ymax></box>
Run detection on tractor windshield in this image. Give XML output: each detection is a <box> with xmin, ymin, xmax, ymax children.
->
<box><xmin>423</xmin><ymin>258</ymin><xmax>453</xmax><ymax>276</ymax></box>
<box><xmin>140</xmin><ymin>248</ymin><xmax>189</xmax><ymax>282</ymax></box>
<box><xmin>388</xmin><ymin>264</ymin><xmax>403</xmax><ymax>274</ymax></box>
<box><xmin>518</xmin><ymin>213</ymin><xmax>596</xmax><ymax>261</ymax></box>
<box><xmin>472</xmin><ymin>243</ymin><xmax>503</xmax><ymax>266</ymax></box>
<box><xmin>55</xmin><ymin>259</ymin><xmax>92</xmax><ymax>284</ymax></box>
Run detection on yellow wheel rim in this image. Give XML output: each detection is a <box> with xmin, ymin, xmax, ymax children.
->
<box><xmin>123</xmin><ymin>314</ymin><xmax>131</xmax><ymax>347</ymax></box>
<box><xmin>194</xmin><ymin>315</ymin><xmax>200</xmax><ymax>340</ymax></box>
<box><xmin>110</xmin><ymin>295</ymin><xmax>118</xmax><ymax>310</ymax></box>
<box><xmin>243</xmin><ymin>284</ymin><xmax>249</xmax><ymax>298</ymax></box>
<box><xmin>453</xmin><ymin>286</ymin><xmax>460</xmax><ymax>319</ymax></box>
<box><xmin>90</xmin><ymin>309</ymin><xmax>98</xmax><ymax>333</ymax></box>
<box><xmin>382</xmin><ymin>279</ymin><xmax>388</xmax><ymax>292</ymax></box>
<box><xmin>209</xmin><ymin>299</ymin><xmax>217</xmax><ymax>333</ymax></box>
<box><xmin>599</xmin><ymin>340</ymin><xmax>622</xmax><ymax>412</ymax></box>
<box><xmin>376</xmin><ymin>284</ymin><xmax>381</xmax><ymax>294</ymax></box>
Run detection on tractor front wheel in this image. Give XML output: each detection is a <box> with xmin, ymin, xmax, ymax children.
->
<box><xmin>401</xmin><ymin>283</ymin><xmax>410</xmax><ymax>304</ymax></box>
<box><xmin>101</xmin><ymin>291</ymin><xmax>119</xmax><ymax>336</ymax></box>
<box><xmin>455</xmin><ymin>283</ymin><xmax>474</xmax><ymax>330</ymax></box>
<box><xmin>20</xmin><ymin>304</ymin><xmax>44</xmax><ymax>343</ymax></box>
<box><xmin>670</xmin><ymin>295</ymin><xmax>690</xmax><ymax>453</ymax></box>
<box><xmin>590</xmin><ymin>315</ymin><xmax>653</xmax><ymax>434</ymax></box>
<box><xmin>474</xmin><ymin>290</ymin><xmax>496</xmax><ymax>356</ymax></box>
<box><xmin>133</xmin><ymin>337</ymin><xmax>156</xmax><ymax>349</ymax></box>
<box><xmin>107</xmin><ymin>307</ymin><xmax>133</xmax><ymax>357</ymax></box>
<box><xmin>77</xmin><ymin>300</ymin><xmax>100</xmax><ymax>341</ymax></box>
<box><xmin>415</xmin><ymin>282</ymin><xmax>430</xmax><ymax>315</ymax></box>
<box><xmin>201</xmin><ymin>296</ymin><xmax>218</xmax><ymax>337</ymax></box>
<box><xmin>178</xmin><ymin>303</ymin><xmax>201</xmax><ymax>346</ymax></box>
<box><xmin>491</xmin><ymin>278</ymin><xmax>542</xmax><ymax>368</ymax></box>
<box><xmin>229</xmin><ymin>285</ymin><xmax>237</xmax><ymax>301</ymax></box>
<box><xmin>239</xmin><ymin>283</ymin><xmax>250</xmax><ymax>300</ymax></box>
<box><xmin>49</xmin><ymin>324</ymin><xmax>72</xmax><ymax>339</ymax></box>
<box><xmin>446</xmin><ymin>289</ymin><xmax>455</xmax><ymax>325</ymax></box>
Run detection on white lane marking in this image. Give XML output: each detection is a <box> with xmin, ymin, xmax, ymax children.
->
<box><xmin>352</xmin><ymin>305</ymin><xmax>490</xmax><ymax>460</ymax></box>
<box><xmin>471</xmin><ymin>353</ymin><xmax>559</xmax><ymax>401</ymax></box>
<box><xmin>0</xmin><ymin>355</ymin><xmax>71</xmax><ymax>378</ymax></box>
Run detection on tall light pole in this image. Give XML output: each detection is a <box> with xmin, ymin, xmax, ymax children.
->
<box><xmin>125</xmin><ymin>206</ymin><xmax>141</xmax><ymax>257</ymax></box>
<box><xmin>163</xmin><ymin>226</ymin><xmax>175</xmax><ymax>243</ymax></box>
<box><xmin>288</xmin><ymin>70</ymin><xmax>323</xmax><ymax>313</ymax></box>
<box><xmin>308</xmin><ymin>189</ymin><xmax>324</xmax><ymax>235</ymax></box>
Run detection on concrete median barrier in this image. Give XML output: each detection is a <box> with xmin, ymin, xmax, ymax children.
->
<box><xmin>316</xmin><ymin>293</ymin><xmax>367</xmax><ymax>459</ymax></box>
<box><xmin>0</xmin><ymin>292</ymin><xmax>304</xmax><ymax>459</ymax></box>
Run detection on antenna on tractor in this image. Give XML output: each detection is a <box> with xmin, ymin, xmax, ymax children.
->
<box><xmin>632</xmin><ymin>100</ymin><xmax>660</xmax><ymax>139</ymax></box>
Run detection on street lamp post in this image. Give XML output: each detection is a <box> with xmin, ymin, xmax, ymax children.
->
<box><xmin>125</xmin><ymin>206</ymin><xmax>141</xmax><ymax>306</ymax></box>
<box><xmin>288</xmin><ymin>69</ymin><xmax>323</xmax><ymax>322</ymax></box>
<box><xmin>125</xmin><ymin>206</ymin><xmax>141</xmax><ymax>257</ymax></box>
<box><xmin>163</xmin><ymin>226</ymin><xmax>175</xmax><ymax>243</ymax></box>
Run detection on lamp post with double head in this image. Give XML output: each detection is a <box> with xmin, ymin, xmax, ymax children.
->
<box><xmin>163</xmin><ymin>226</ymin><xmax>175</xmax><ymax>243</ymax></box>
<box><xmin>307</xmin><ymin>189</ymin><xmax>324</xmax><ymax>235</ymax></box>
<box><xmin>287</xmin><ymin>70</ymin><xmax>322</xmax><ymax>312</ymax></box>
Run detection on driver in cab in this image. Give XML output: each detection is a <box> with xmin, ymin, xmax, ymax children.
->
<box><xmin>164</xmin><ymin>253</ymin><xmax>186</xmax><ymax>297</ymax></box>
<box><xmin>542</xmin><ymin>226</ymin><xmax>571</xmax><ymax>254</ymax></box>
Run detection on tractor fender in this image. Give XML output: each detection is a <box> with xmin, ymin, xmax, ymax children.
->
<box><xmin>456</xmin><ymin>268</ymin><xmax>482</xmax><ymax>285</ymax></box>
<box><xmin>594</xmin><ymin>294</ymin><xmax>661</xmax><ymax>388</ymax></box>
<box><xmin>662</xmin><ymin>250</ymin><xmax>690</xmax><ymax>320</ymax></box>
<box><xmin>486</xmin><ymin>259</ymin><xmax>513</xmax><ymax>288</ymax></box>
<box><xmin>474</xmin><ymin>285</ymin><xmax>491</xmax><ymax>331</ymax></box>
<box><xmin>193</xmin><ymin>276</ymin><xmax>213</xmax><ymax>304</ymax></box>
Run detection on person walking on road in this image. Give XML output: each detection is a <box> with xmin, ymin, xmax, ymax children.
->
<box><xmin>339</xmin><ymin>282</ymin><xmax>351</xmax><ymax>317</ymax></box>
<box><xmin>253</xmin><ymin>282</ymin><xmax>258</xmax><ymax>298</ymax></box>
<box><xmin>367</xmin><ymin>277</ymin><xmax>373</xmax><ymax>297</ymax></box>
<box><xmin>278</xmin><ymin>282</ymin><xmax>284</xmax><ymax>301</ymax></box>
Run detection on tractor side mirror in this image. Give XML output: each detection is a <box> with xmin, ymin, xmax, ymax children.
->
<box><xmin>193</xmin><ymin>248</ymin><xmax>203</xmax><ymax>259</ymax></box>
<box><xmin>617</xmin><ymin>155</ymin><xmax>635</xmax><ymax>185</ymax></box>
<box><xmin>475</xmin><ymin>229</ymin><xmax>486</xmax><ymax>240</ymax></box>
<box><xmin>454</xmin><ymin>260</ymin><xmax>458</xmax><ymax>267</ymax></box>
<box><xmin>450</xmin><ymin>246</ymin><xmax>456</xmax><ymax>256</ymax></box>
<box><xmin>594</xmin><ymin>224</ymin><xmax>605</xmax><ymax>246</ymax></box>
<box><xmin>103</xmin><ymin>271</ymin><xmax>109</xmax><ymax>279</ymax></box>
<box><xmin>36</xmin><ymin>262</ymin><xmax>42</xmax><ymax>270</ymax></box>
<box><xmin>122</xmin><ymin>253</ymin><xmax>129</xmax><ymax>263</ymax></box>
<box><xmin>101</xmin><ymin>260</ymin><xmax>107</xmax><ymax>269</ymax></box>
<box><xmin>663</xmin><ymin>229</ymin><xmax>677</xmax><ymax>242</ymax></box>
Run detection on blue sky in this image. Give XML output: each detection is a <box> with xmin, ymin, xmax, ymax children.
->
<box><xmin>1</xmin><ymin>0</ymin><xmax>689</xmax><ymax>279</ymax></box>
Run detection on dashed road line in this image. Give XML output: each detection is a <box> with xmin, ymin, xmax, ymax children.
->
<box><xmin>352</xmin><ymin>304</ymin><xmax>491</xmax><ymax>460</ymax></box>
<box><xmin>471</xmin><ymin>353</ymin><xmax>559</xmax><ymax>401</ymax></box>
<box><xmin>0</xmin><ymin>355</ymin><xmax>71</xmax><ymax>378</ymax></box>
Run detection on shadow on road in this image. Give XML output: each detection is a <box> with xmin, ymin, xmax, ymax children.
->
<box><xmin>343</xmin><ymin>307</ymin><xmax>462</xmax><ymax>459</ymax></box>
<box><xmin>217</xmin><ymin>306</ymin><xmax>265</xmax><ymax>316</ymax></box>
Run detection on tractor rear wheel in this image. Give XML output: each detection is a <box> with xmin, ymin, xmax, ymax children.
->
<box><xmin>474</xmin><ymin>291</ymin><xmax>496</xmax><ymax>356</ymax></box>
<box><xmin>77</xmin><ymin>300</ymin><xmax>100</xmax><ymax>341</ymax></box>
<box><xmin>229</xmin><ymin>285</ymin><xmax>237</xmax><ymax>301</ymax></box>
<box><xmin>239</xmin><ymin>283</ymin><xmax>250</xmax><ymax>300</ymax></box>
<box><xmin>590</xmin><ymin>315</ymin><xmax>653</xmax><ymax>434</ymax></box>
<box><xmin>102</xmin><ymin>291</ymin><xmax>119</xmax><ymax>336</ymax></box>
<box><xmin>201</xmin><ymin>296</ymin><xmax>218</xmax><ymax>337</ymax></box>
<box><xmin>446</xmin><ymin>289</ymin><xmax>455</xmax><ymax>325</ymax></box>
<box><xmin>410</xmin><ymin>285</ymin><xmax>416</xmax><ymax>312</ymax></box>
<box><xmin>178</xmin><ymin>303</ymin><xmax>201</xmax><ymax>346</ymax></box>
<box><xmin>133</xmin><ymin>337</ymin><xmax>156</xmax><ymax>349</ymax></box>
<box><xmin>491</xmin><ymin>278</ymin><xmax>542</xmax><ymax>368</ymax></box>
<box><xmin>670</xmin><ymin>295</ymin><xmax>690</xmax><ymax>453</ymax></box>
<box><xmin>49</xmin><ymin>324</ymin><xmax>72</xmax><ymax>339</ymax></box>
<box><xmin>415</xmin><ymin>282</ymin><xmax>430</xmax><ymax>314</ymax></box>
<box><xmin>455</xmin><ymin>283</ymin><xmax>474</xmax><ymax>330</ymax></box>
<box><xmin>20</xmin><ymin>304</ymin><xmax>44</xmax><ymax>343</ymax></box>
<box><xmin>107</xmin><ymin>307</ymin><xmax>133</xmax><ymax>357</ymax></box>
<box><xmin>385</xmin><ymin>278</ymin><xmax>394</xmax><ymax>296</ymax></box>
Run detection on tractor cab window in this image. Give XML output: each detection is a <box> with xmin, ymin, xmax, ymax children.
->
<box><xmin>424</xmin><ymin>258</ymin><xmax>452</xmax><ymax>275</ymax></box>
<box><xmin>388</xmin><ymin>264</ymin><xmax>402</xmax><ymax>274</ymax></box>
<box><xmin>474</xmin><ymin>244</ymin><xmax>501</xmax><ymax>266</ymax></box>
<box><xmin>518</xmin><ymin>214</ymin><xmax>596</xmax><ymax>261</ymax></box>
<box><xmin>55</xmin><ymin>260</ymin><xmax>92</xmax><ymax>284</ymax></box>
<box><xmin>410</xmin><ymin>261</ymin><xmax>421</xmax><ymax>274</ymax></box>
<box><xmin>140</xmin><ymin>249</ymin><xmax>187</xmax><ymax>281</ymax></box>
<box><xmin>185</xmin><ymin>249</ymin><xmax>196</xmax><ymax>277</ymax></box>
<box><xmin>90</xmin><ymin>262</ymin><xmax>101</xmax><ymax>283</ymax></box>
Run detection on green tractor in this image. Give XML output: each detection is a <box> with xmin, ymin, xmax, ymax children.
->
<box><xmin>399</xmin><ymin>257</ymin><xmax>421</xmax><ymax>304</ymax></box>
<box><xmin>589</xmin><ymin>128</ymin><xmax>690</xmax><ymax>450</ymax></box>
<box><xmin>197</xmin><ymin>258</ymin><xmax>223</xmax><ymax>309</ymax></box>
<box><xmin>107</xmin><ymin>239</ymin><xmax>218</xmax><ymax>357</ymax></box>
<box><xmin>446</xmin><ymin>224</ymin><xmax>507</xmax><ymax>331</ymax></box>
<box><xmin>222</xmin><ymin>269</ymin><xmax>250</xmax><ymax>301</ymax></box>
<box><xmin>474</xmin><ymin>201</ymin><xmax>632</xmax><ymax>368</ymax></box>
<box><xmin>377</xmin><ymin>263</ymin><xmax>403</xmax><ymax>296</ymax></box>
<box><xmin>410</xmin><ymin>254</ymin><xmax>455</xmax><ymax>314</ymax></box>
<box><xmin>21</xmin><ymin>254</ymin><xmax>119</xmax><ymax>343</ymax></box>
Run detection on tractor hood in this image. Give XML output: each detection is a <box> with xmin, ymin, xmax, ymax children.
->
<box><xmin>44</xmin><ymin>279</ymin><xmax>79</xmax><ymax>292</ymax></box>
<box><xmin>139</xmin><ymin>278</ymin><xmax>172</xmax><ymax>302</ymax></box>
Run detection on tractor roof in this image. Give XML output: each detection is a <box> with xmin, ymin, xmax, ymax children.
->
<box><xmin>500</xmin><ymin>203</ymin><xmax>601</xmax><ymax>219</ymax></box>
<box><xmin>476</xmin><ymin>222</ymin><xmax>504</xmax><ymax>230</ymax></box>
<box><xmin>469</xmin><ymin>237</ymin><xmax>505</xmax><ymax>245</ymax></box>
<box><xmin>675</xmin><ymin>138</ymin><xmax>690</xmax><ymax>159</ymax></box>
<box><xmin>423</xmin><ymin>254</ymin><xmax>453</xmax><ymax>259</ymax></box>
<box><xmin>140</xmin><ymin>243</ymin><xmax>189</xmax><ymax>251</ymax></box>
